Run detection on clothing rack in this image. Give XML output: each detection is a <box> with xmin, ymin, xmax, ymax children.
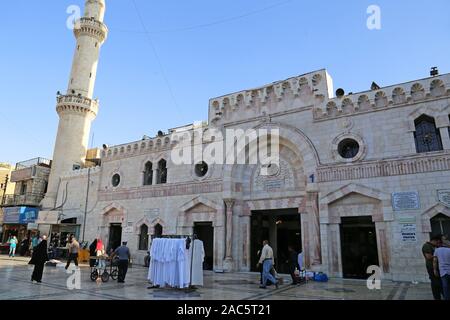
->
<box><xmin>147</xmin><ymin>233</ymin><xmax>198</xmax><ymax>291</ymax></box>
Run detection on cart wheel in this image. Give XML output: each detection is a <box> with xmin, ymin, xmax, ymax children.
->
<box><xmin>101</xmin><ymin>271</ymin><xmax>110</xmax><ymax>283</ymax></box>
<box><xmin>111</xmin><ymin>270</ymin><xmax>118</xmax><ymax>280</ymax></box>
<box><xmin>90</xmin><ymin>270</ymin><xmax>99</xmax><ymax>282</ymax></box>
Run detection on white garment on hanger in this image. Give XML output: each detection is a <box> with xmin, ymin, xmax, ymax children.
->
<box><xmin>190</xmin><ymin>239</ymin><xmax>205</xmax><ymax>286</ymax></box>
<box><xmin>148</xmin><ymin>238</ymin><xmax>191</xmax><ymax>288</ymax></box>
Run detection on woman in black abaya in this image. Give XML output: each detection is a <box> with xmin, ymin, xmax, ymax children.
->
<box><xmin>29</xmin><ymin>235</ymin><xmax>49</xmax><ymax>283</ymax></box>
<box><xmin>89</xmin><ymin>238</ymin><xmax>98</xmax><ymax>267</ymax></box>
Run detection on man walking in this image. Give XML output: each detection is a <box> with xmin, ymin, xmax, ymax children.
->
<box><xmin>287</xmin><ymin>246</ymin><xmax>300</xmax><ymax>285</ymax></box>
<box><xmin>422</xmin><ymin>235</ymin><xmax>443</xmax><ymax>300</ymax></box>
<box><xmin>256</xmin><ymin>240</ymin><xmax>278</xmax><ymax>289</ymax></box>
<box><xmin>112</xmin><ymin>241</ymin><xmax>131</xmax><ymax>283</ymax></box>
<box><xmin>433</xmin><ymin>242</ymin><xmax>450</xmax><ymax>300</ymax></box>
<box><xmin>65</xmin><ymin>236</ymin><xmax>80</xmax><ymax>270</ymax></box>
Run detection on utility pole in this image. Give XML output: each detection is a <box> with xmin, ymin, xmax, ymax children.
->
<box><xmin>82</xmin><ymin>168</ymin><xmax>91</xmax><ymax>243</ymax></box>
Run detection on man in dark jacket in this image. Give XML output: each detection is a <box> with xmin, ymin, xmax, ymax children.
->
<box><xmin>287</xmin><ymin>246</ymin><xmax>300</xmax><ymax>285</ymax></box>
<box><xmin>422</xmin><ymin>234</ymin><xmax>443</xmax><ymax>300</ymax></box>
<box><xmin>29</xmin><ymin>235</ymin><xmax>49</xmax><ymax>283</ymax></box>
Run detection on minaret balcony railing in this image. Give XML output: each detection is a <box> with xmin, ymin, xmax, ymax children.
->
<box><xmin>56</xmin><ymin>94</ymin><xmax>99</xmax><ymax>117</ymax></box>
<box><xmin>74</xmin><ymin>17</ymin><xmax>108</xmax><ymax>43</ymax></box>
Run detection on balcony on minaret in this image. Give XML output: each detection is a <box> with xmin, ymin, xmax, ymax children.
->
<box><xmin>74</xmin><ymin>17</ymin><xmax>108</xmax><ymax>44</ymax></box>
<box><xmin>56</xmin><ymin>94</ymin><xmax>99</xmax><ymax>118</ymax></box>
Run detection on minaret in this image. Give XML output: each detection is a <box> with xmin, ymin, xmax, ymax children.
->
<box><xmin>42</xmin><ymin>0</ymin><xmax>108</xmax><ymax>209</ymax></box>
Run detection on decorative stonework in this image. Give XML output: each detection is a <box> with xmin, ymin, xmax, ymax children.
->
<box><xmin>253</xmin><ymin>158</ymin><xmax>295</xmax><ymax>192</ymax></box>
<box><xmin>318</xmin><ymin>151</ymin><xmax>450</xmax><ymax>182</ymax></box>
<box><xmin>421</xmin><ymin>203</ymin><xmax>450</xmax><ymax>233</ymax></box>
<box><xmin>209</xmin><ymin>70</ymin><xmax>330</xmax><ymax>125</ymax></box>
<box><xmin>74</xmin><ymin>17</ymin><xmax>108</xmax><ymax>43</ymax></box>
<box><xmin>331</xmin><ymin>132</ymin><xmax>366</xmax><ymax>163</ymax></box>
<box><xmin>56</xmin><ymin>94</ymin><xmax>99</xmax><ymax>118</ymax></box>
<box><xmin>314</xmin><ymin>73</ymin><xmax>450</xmax><ymax>121</ymax></box>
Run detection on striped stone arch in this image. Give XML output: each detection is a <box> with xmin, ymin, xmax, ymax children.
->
<box><xmin>223</xmin><ymin>122</ymin><xmax>320</xmax><ymax>196</ymax></box>
<box><xmin>320</xmin><ymin>183</ymin><xmax>392</xmax><ymax>223</ymax></box>
<box><xmin>421</xmin><ymin>203</ymin><xmax>450</xmax><ymax>233</ymax></box>
<box><xmin>177</xmin><ymin>196</ymin><xmax>223</xmax><ymax>228</ymax></box>
<box><xmin>102</xmin><ymin>202</ymin><xmax>126</xmax><ymax>216</ymax></box>
<box><xmin>406</xmin><ymin>105</ymin><xmax>445</xmax><ymax>131</ymax></box>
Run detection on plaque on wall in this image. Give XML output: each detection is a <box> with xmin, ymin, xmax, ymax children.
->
<box><xmin>392</xmin><ymin>192</ymin><xmax>420</xmax><ymax>211</ymax></box>
<box><xmin>437</xmin><ymin>189</ymin><xmax>450</xmax><ymax>207</ymax></box>
<box><xmin>400</xmin><ymin>224</ymin><xmax>417</xmax><ymax>242</ymax></box>
<box><xmin>145</xmin><ymin>208</ymin><xmax>160</xmax><ymax>219</ymax></box>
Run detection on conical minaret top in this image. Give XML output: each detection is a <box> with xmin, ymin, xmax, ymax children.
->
<box><xmin>42</xmin><ymin>0</ymin><xmax>108</xmax><ymax>209</ymax></box>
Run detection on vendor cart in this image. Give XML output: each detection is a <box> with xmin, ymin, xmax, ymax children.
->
<box><xmin>89</xmin><ymin>256</ymin><xmax>119</xmax><ymax>283</ymax></box>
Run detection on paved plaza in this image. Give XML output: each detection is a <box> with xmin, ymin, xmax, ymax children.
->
<box><xmin>0</xmin><ymin>255</ymin><xmax>433</xmax><ymax>300</ymax></box>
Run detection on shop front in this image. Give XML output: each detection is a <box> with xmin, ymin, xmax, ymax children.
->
<box><xmin>0</xmin><ymin>207</ymin><xmax>39</xmax><ymax>254</ymax></box>
<box><xmin>36</xmin><ymin>211</ymin><xmax>81</xmax><ymax>259</ymax></box>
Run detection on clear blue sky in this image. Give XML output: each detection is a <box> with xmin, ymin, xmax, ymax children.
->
<box><xmin>1</xmin><ymin>0</ymin><xmax>449</xmax><ymax>165</ymax></box>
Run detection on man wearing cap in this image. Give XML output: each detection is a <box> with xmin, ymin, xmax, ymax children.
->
<box><xmin>112</xmin><ymin>241</ymin><xmax>131</xmax><ymax>283</ymax></box>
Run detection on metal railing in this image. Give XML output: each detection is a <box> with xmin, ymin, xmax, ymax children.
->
<box><xmin>1</xmin><ymin>193</ymin><xmax>45</xmax><ymax>207</ymax></box>
<box><xmin>15</xmin><ymin>158</ymin><xmax>52</xmax><ymax>170</ymax></box>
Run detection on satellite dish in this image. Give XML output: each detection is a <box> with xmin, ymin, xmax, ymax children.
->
<box><xmin>336</xmin><ymin>88</ymin><xmax>345</xmax><ymax>97</ymax></box>
<box><xmin>157</xmin><ymin>131</ymin><xmax>164</xmax><ymax>137</ymax></box>
<box><xmin>102</xmin><ymin>144</ymin><xmax>109</xmax><ymax>150</ymax></box>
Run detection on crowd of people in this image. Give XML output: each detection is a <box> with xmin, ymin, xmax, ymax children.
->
<box><xmin>5</xmin><ymin>234</ymin><xmax>41</xmax><ymax>258</ymax></box>
<box><xmin>4</xmin><ymin>230</ymin><xmax>450</xmax><ymax>300</ymax></box>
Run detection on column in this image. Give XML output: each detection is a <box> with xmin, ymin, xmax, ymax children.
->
<box><xmin>305</xmin><ymin>184</ymin><xmax>322</xmax><ymax>267</ymax></box>
<box><xmin>223</xmin><ymin>199</ymin><xmax>234</xmax><ymax>271</ymax></box>
<box><xmin>152</xmin><ymin>169</ymin><xmax>158</xmax><ymax>185</ymax></box>
<box><xmin>439</xmin><ymin>127</ymin><xmax>450</xmax><ymax>150</ymax></box>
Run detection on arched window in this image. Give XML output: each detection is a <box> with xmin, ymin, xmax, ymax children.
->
<box><xmin>143</xmin><ymin>162</ymin><xmax>153</xmax><ymax>186</ymax></box>
<box><xmin>154</xmin><ymin>223</ymin><xmax>163</xmax><ymax>238</ymax></box>
<box><xmin>414</xmin><ymin>115</ymin><xmax>443</xmax><ymax>153</ymax></box>
<box><xmin>431</xmin><ymin>214</ymin><xmax>450</xmax><ymax>239</ymax></box>
<box><xmin>138</xmin><ymin>224</ymin><xmax>149</xmax><ymax>250</ymax></box>
<box><xmin>157</xmin><ymin>159</ymin><xmax>167</xmax><ymax>184</ymax></box>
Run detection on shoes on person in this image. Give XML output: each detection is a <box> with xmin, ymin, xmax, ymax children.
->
<box><xmin>275</xmin><ymin>282</ymin><xmax>279</xmax><ymax>289</ymax></box>
<box><xmin>259</xmin><ymin>285</ymin><xmax>266</xmax><ymax>289</ymax></box>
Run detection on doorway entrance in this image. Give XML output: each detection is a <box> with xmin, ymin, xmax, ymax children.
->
<box><xmin>340</xmin><ymin>216</ymin><xmax>379</xmax><ymax>279</ymax></box>
<box><xmin>250</xmin><ymin>208</ymin><xmax>301</xmax><ymax>273</ymax></box>
<box><xmin>108</xmin><ymin>224</ymin><xmax>122</xmax><ymax>253</ymax></box>
<box><xmin>193</xmin><ymin>222</ymin><xmax>214</xmax><ymax>270</ymax></box>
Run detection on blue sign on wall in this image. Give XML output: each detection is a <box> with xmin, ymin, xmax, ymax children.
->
<box><xmin>3</xmin><ymin>207</ymin><xmax>39</xmax><ymax>224</ymax></box>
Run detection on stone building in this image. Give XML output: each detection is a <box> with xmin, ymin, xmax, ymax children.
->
<box><xmin>0</xmin><ymin>158</ymin><xmax>51</xmax><ymax>242</ymax></box>
<box><xmin>38</xmin><ymin>0</ymin><xmax>450</xmax><ymax>282</ymax></box>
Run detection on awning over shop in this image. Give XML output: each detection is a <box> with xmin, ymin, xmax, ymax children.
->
<box><xmin>3</xmin><ymin>207</ymin><xmax>39</xmax><ymax>224</ymax></box>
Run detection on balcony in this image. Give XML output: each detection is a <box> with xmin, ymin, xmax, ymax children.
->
<box><xmin>15</xmin><ymin>157</ymin><xmax>51</xmax><ymax>171</ymax></box>
<box><xmin>1</xmin><ymin>193</ymin><xmax>45</xmax><ymax>207</ymax></box>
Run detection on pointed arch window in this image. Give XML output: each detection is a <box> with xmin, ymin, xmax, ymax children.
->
<box><xmin>414</xmin><ymin>115</ymin><xmax>443</xmax><ymax>153</ymax></box>
<box><xmin>143</xmin><ymin>162</ymin><xmax>153</xmax><ymax>186</ymax></box>
<box><xmin>157</xmin><ymin>159</ymin><xmax>167</xmax><ymax>184</ymax></box>
<box><xmin>138</xmin><ymin>224</ymin><xmax>149</xmax><ymax>250</ymax></box>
